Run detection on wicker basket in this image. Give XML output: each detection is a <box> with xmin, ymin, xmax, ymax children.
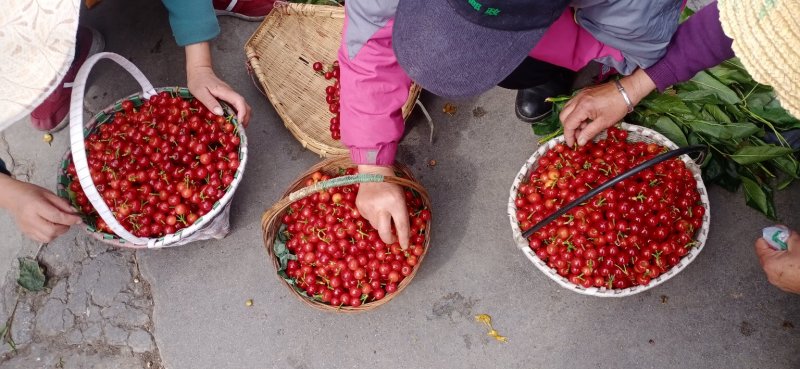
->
<box><xmin>262</xmin><ymin>156</ymin><xmax>431</xmax><ymax>312</ymax></box>
<box><xmin>57</xmin><ymin>52</ymin><xmax>248</xmax><ymax>248</ymax></box>
<box><xmin>508</xmin><ymin>123</ymin><xmax>711</xmax><ymax>297</ymax></box>
<box><xmin>244</xmin><ymin>2</ymin><xmax>422</xmax><ymax>157</ymax></box>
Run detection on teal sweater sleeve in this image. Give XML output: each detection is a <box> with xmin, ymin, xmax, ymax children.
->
<box><xmin>161</xmin><ymin>0</ymin><xmax>220</xmax><ymax>47</ymax></box>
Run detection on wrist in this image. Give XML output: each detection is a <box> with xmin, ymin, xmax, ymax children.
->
<box><xmin>185</xmin><ymin>42</ymin><xmax>213</xmax><ymax>73</ymax></box>
<box><xmin>621</xmin><ymin>69</ymin><xmax>657</xmax><ymax>106</ymax></box>
<box><xmin>357</xmin><ymin>165</ymin><xmax>394</xmax><ymax>176</ymax></box>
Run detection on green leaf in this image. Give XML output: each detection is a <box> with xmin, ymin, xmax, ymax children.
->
<box><xmin>688</xmin><ymin>120</ymin><xmax>761</xmax><ymax>140</ymax></box>
<box><xmin>770</xmin><ymin>155</ymin><xmax>800</xmax><ymax>178</ymax></box>
<box><xmin>707</xmin><ymin>62</ymin><xmax>753</xmax><ymax>85</ymax></box>
<box><xmin>777</xmin><ymin>176</ymin><xmax>795</xmax><ymax>190</ymax></box>
<box><xmin>273</xmin><ymin>224</ymin><xmax>296</xmax><ymax>271</ymax></box>
<box><xmin>749</xmin><ymin>106</ymin><xmax>800</xmax><ymax>128</ymax></box>
<box><xmin>531</xmin><ymin>112</ymin><xmax>561</xmax><ymax>136</ymax></box>
<box><xmin>680</xmin><ymin>6</ymin><xmax>696</xmax><ymax>22</ymax></box>
<box><xmin>17</xmin><ymin>257</ymin><xmax>46</xmax><ymax>292</ymax></box>
<box><xmin>703</xmin><ymin>104</ymin><xmax>733</xmax><ymax>124</ymax></box>
<box><xmin>652</xmin><ymin>116</ymin><xmax>688</xmax><ymax>146</ymax></box>
<box><xmin>639</xmin><ymin>93</ymin><xmax>693</xmax><ymax>119</ymax></box>
<box><xmin>730</xmin><ymin>145</ymin><xmax>795</xmax><ymax>165</ymax></box>
<box><xmin>740</xmin><ymin>176</ymin><xmax>777</xmax><ymax>219</ymax></box>
<box><xmin>688</xmin><ymin>71</ymin><xmax>740</xmax><ymax>105</ymax></box>
<box><xmin>702</xmin><ymin>154</ymin><xmax>741</xmax><ymax>192</ymax></box>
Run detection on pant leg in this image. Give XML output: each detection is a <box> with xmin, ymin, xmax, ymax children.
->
<box><xmin>498</xmin><ymin>56</ymin><xmax>575</xmax><ymax>90</ymax></box>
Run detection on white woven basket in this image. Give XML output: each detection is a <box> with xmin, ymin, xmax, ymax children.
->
<box><xmin>59</xmin><ymin>52</ymin><xmax>248</xmax><ymax>248</ymax></box>
<box><xmin>508</xmin><ymin>123</ymin><xmax>711</xmax><ymax>297</ymax></box>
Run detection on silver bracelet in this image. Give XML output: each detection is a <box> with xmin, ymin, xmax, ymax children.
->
<box><xmin>614</xmin><ymin>79</ymin><xmax>634</xmax><ymax>113</ymax></box>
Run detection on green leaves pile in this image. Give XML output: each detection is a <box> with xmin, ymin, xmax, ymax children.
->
<box><xmin>534</xmin><ymin>58</ymin><xmax>799</xmax><ymax>219</ymax></box>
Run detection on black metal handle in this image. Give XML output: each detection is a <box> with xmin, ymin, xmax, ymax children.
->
<box><xmin>520</xmin><ymin>145</ymin><xmax>707</xmax><ymax>239</ymax></box>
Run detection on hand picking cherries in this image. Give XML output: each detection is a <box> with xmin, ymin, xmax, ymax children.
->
<box><xmin>279</xmin><ymin>169</ymin><xmax>430</xmax><ymax>307</ymax></box>
<box><xmin>64</xmin><ymin>91</ymin><xmax>242</xmax><ymax>238</ymax></box>
<box><xmin>312</xmin><ymin>61</ymin><xmax>341</xmax><ymax>140</ymax></box>
<box><xmin>515</xmin><ymin>127</ymin><xmax>705</xmax><ymax>289</ymax></box>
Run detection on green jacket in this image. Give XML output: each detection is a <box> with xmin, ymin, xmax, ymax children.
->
<box><xmin>162</xmin><ymin>0</ymin><xmax>219</xmax><ymax>46</ymax></box>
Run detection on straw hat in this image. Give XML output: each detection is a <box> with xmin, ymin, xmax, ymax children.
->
<box><xmin>718</xmin><ymin>0</ymin><xmax>800</xmax><ymax>118</ymax></box>
<box><xmin>0</xmin><ymin>0</ymin><xmax>81</xmax><ymax>130</ymax></box>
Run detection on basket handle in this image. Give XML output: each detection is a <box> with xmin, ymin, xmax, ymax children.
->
<box><xmin>264</xmin><ymin>172</ymin><xmax>420</xmax><ymax>225</ymax></box>
<box><xmin>68</xmin><ymin>52</ymin><xmax>157</xmax><ymax>246</ymax></box>
<box><xmin>520</xmin><ymin>145</ymin><xmax>707</xmax><ymax>239</ymax></box>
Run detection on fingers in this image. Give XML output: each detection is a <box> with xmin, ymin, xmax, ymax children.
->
<box><xmin>374</xmin><ymin>211</ymin><xmax>398</xmax><ymax>246</ymax></box>
<box><xmin>43</xmin><ymin>192</ymin><xmax>82</xmax><ymax>224</ymax></box>
<box><xmin>390</xmin><ymin>204</ymin><xmax>411</xmax><ymax>250</ymax></box>
<box><xmin>208</xmin><ymin>85</ymin><xmax>252</xmax><ymax>127</ymax></box>
<box><xmin>576</xmin><ymin>117</ymin><xmax>615</xmax><ymax>147</ymax></box>
<box><xmin>754</xmin><ymin>238</ymin><xmax>779</xmax><ymax>265</ymax></box>
<box><xmin>39</xmin><ymin>197</ymin><xmax>82</xmax><ymax>226</ymax></box>
<box><xmin>192</xmin><ymin>86</ymin><xmax>225</xmax><ymax>118</ymax></box>
<box><xmin>559</xmin><ymin>96</ymin><xmax>583</xmax><ymax>147</ymax></box>
<box><xmin>25</xmin><ymin>215</ymin><xmax>70</xmax><ymax>243</ymax></box>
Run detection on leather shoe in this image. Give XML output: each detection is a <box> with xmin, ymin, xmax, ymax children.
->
<box><xmin>515</xmin><ymin>78</ymin><xmax>572</xmax><ymax>123</ymax></box>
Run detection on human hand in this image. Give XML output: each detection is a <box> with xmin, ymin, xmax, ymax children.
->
<box><xmin>0</xmin><ymin>176</ymin><xmax>82</xmax><ymax>243</ymax></box>
<box><xmin>356</xmin><ymin>165</ymin><xmax>410</xmax><ymax>250</ymax></box>
<box><xmin>560</xmin><ymin>68</ymin><xmax>656</xmax><ymax>147</ymax></box>
<box><xmin>754</xmin><ymin>229</ymin><xmax>800</xmax><ymax>294</ymax></box>
<box><xmin>185</xmin><ymin>42</ymin><xmax>252</xmax><ymax>126</ymax></box>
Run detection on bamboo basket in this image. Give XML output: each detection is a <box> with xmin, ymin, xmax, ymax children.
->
<box><xmin>262</xmin><ymin>156</ymin><xmax>431</xmax><ymax>312</ymax></box>
<box><xmin>508</xmin><ymin>123</ymin><xmax>711</xmax><ymax>297</ymax></box>
<box><xmin>244</xmin><ymin>2</ymin><xmax>422</xmax><ymax>157</ymax></box>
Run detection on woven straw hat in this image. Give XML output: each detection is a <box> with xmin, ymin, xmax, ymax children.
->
<box><xmin>718</xmin><ymin>0</ymin><xmax>800</xmax><ymax>118</ymax></box>
<box><xmin>0</xmin><ymin>0</ymin><xmax>81</xmax><ymax>130</ymax></box>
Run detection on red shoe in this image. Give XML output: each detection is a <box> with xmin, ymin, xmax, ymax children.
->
<box><xmin>213</xmin><ymin>0</ymin><xmax>276</xmax><ymax>21</ymax></box>
<box><xmin>29</xmin><ymin>26</ymin><xmax>105</xmax><ymax>132</ymax></box>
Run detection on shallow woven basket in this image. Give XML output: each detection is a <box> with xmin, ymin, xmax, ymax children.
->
<box><xmin>508</xmin><ymin>123</ymin><xmax>711</xmax><ymax>297</ymax></box>
<box><xmin>244</xmin><ymin>2</ymin><xmax>421</xmax><ymax>157</ymax></box>
<box><xmin>57</xmin><ymin>53</ymin><xmax>248</xmax><ymax>249</ymax></box>
<box><xmin>262</xmin><ymin>156</ymin><xmax>431</xmax><ymax>312</ymax></box>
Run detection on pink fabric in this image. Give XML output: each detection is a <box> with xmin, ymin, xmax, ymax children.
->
<box><xmin>338</xmin><ymin>18</ymin><xmax>410</xmax><ymax>166</ymax></box>
<box><xmin>529</xmin><ymin>8</ymin><xmax>624</xmax><ymax>72</ymax></box>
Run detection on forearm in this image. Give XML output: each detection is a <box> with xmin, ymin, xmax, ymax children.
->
<box><xmin>619</xmin><ymin>68</ymin><xmax>657</xmax><ymax>107</ymax></box>
<box><xmin>644</xmin><ymin>1</ymin><xmax>735</xmax><ymax>91</ymax></box>
<box><xmin>185</xmin><ymin>42</ymin><xmax>213</xmax><ymax>71</ymax></box>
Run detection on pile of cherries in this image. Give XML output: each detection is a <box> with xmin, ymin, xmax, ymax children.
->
<box><xmin>515</xmin><ymin>127</ymin><xmax>705</xmax><ymax>289</ymax></box>
<box><xmin>279</xmin><ymin>169</ymin><xmax>430</xmax><ymax>307</ymax></box>
<box><xmin>65</xmin><ymin>91</ymin><xmax>242</xmax><ymax>238</ymax></box>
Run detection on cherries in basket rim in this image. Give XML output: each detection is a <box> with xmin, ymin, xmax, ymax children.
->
<box><xmin>515</xmin><ymin>127</ymin><xmax>704</xmax><ymax>289</ymax></box>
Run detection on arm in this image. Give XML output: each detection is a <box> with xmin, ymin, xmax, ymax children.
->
<box><xmin>561</xmin><ymin>1</ymin><xmax>734</xmax><ymax>146</ymax></box>
<box><xmin>161</xmin><ymin>0</ymin><xmax>251</xmax><ymax>125</ymax></box>
<box><xmin>339</xmin><ymin>9</ymin><xmax>412</xmax><ymax>249</ymax></box>
<box><xmin>0</xmin><ymin>168</ymin><xmax>82</xmax><ymax>243</ymax></box>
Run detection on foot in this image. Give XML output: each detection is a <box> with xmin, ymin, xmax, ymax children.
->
<box><xmin>515</xmin><ymin>77</ymin><xmax>573</xmax><ymax>123</ymax></box>
<box><xmin>29</xmin><ymin>26</ymin><xmax>105</xmax><ymax>132</ymax></box>
<box><xmin>213</xmin><ymin>0</ymin><xmax>276</xmax><ymax>21</ymax></box>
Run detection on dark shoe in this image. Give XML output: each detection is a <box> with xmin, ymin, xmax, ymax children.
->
<box><xmin>515</xmin><ymin>78</ymin><xmax>572</xmax><ymax>123</ymax></box>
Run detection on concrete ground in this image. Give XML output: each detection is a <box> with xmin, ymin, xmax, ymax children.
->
<box><xmin>1</xmin><ymin>1</ymin><xmax>799</xmax><ymax>368</ymax></box>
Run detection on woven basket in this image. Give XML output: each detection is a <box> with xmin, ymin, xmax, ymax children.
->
<box><xmin>244</xmin><ymin>2</ymin><xmax>422</xmax><ymax>157</ymax></box>
<box><xmin>57</xmin><ymin>52</ymin><xmax>248</xmax><ymax>249</ymax></box>
<box><xmin>508</xmin><ymin>123</ymin><xmax>711</xmax><ymax>297</ymax></box>
<box><xmin>262</xmin><ymin>156</ymin><xmax>431</xmax><ymax>312</ymax></box>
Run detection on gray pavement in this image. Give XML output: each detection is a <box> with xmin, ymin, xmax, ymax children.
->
<box><xmin>1</xmin><ymin>0</ymin><xmax>799</xmax><ymax>368</ymax></box>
